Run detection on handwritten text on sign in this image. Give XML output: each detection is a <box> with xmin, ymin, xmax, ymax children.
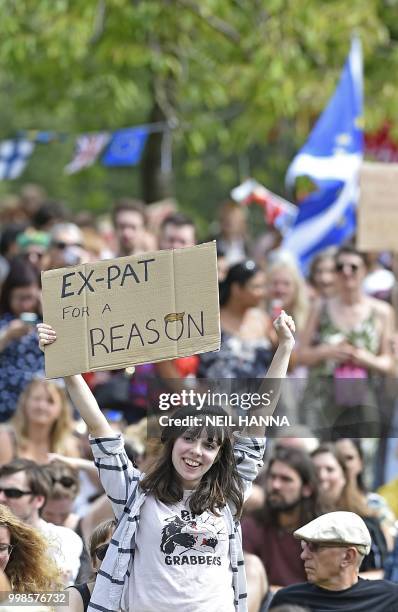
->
<box><xmin>41</xmin><ymin>243</ymin><xmax>220</xmax><ymax>378</ymax></box>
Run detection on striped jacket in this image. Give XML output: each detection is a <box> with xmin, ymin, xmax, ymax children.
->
<box><xmin>87</xmin><ymin>433</ymin><xmax>265</xmax><ymax>612</ymax></box>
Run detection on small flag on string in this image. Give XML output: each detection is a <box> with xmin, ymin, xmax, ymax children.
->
<box><xmin>0</xmin><ymin>139</ymin><xmax>35</xmax><ymax>180</ymax></box>
<box><xmin>102</xmin><ymin>127</ymin><xmax>148</xmax><ymax>166</ymax></box>
<box><xmin>231</xmin><ymin>178</ymin><xmax>297</xmax><ymax>235</ymax></box>
<box><xmin>65</xmin><ymin>132</ymin><xmax>110</xmax><ymax>175</ymax></box>
<box><xmin>19</xmin><ymin>130</ymin><xmax>68</xmax><ymax>144</ymax></box>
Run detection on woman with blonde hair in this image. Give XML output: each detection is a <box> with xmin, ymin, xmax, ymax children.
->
<box><xmin>0</xmin><ymin>378</ymin><xmax>79</xmax><ymax>465</ymax></box>
<box><xmin>0</xmin><ymin>505</ymin><xmax>62</xmax><ymax>592</ymax></box>
<box><xmin>266</xmin><ymin>257</ymin><xmax>309</xmax><ymax>420</ymax></box>
<box><xmin>267</xmin><ymin>258</ymin><xmax>310</xmax><ymax>332</ymax></box>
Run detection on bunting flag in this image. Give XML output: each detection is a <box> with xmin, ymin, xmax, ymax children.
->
<box><xmin>231</xmin><ymin>178</ymin><xmax>297</xmax><ymax>235</ymax></box>
<box><xmin>0</xmin><ymin>139</ymin><xmax>35</xmax><ymax>180</ymax></box>
<box><xmin>283</xmin><ymin>37</ymin><xmax>364</xmax><ymax>272</ymax></box>
<box><xmin>64</xmin><ymin>132</ymin><xmax>110</xmax><ymax>174</ymax></box>
<box><xmin>102</xmin><ymin>127</ymin><xmax>149</xmax><ymax>166</ymax></box>
<box><xmin>19</xmin><ymin>130</ymin><xmax>68</xmax><ymax>143</ymax></box>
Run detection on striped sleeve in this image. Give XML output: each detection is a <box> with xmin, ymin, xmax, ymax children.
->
<box><xmin>233</xmin><ymin>433</ymin><xmax>265</xmax><ymax>500</ymax></box>
<box><xmin>89</xmin><ymin>433</ymin><xmax>141</xmax><ymax>519</ymax></box>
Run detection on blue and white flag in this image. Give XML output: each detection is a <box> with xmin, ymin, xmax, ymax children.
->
<box><xmin>283</xmin><ymin>38</ymin><xmax>363</xmax><ymax>272</ymax></box>
<box><xmin>0</xmin><ymin>139</ymin><xmax>35</xmax><ymax>180</ymax></box>
<box><xmin>102</xmin><ymin>127</ymin><xmax>148</xmax><ymax>166</ymax></box>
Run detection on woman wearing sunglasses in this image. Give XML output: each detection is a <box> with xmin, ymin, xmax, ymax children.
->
<box><xmin>297</xmin><ymin>245</ymin><xmax>394</xmax><ymax>436</ymax></box>
<box><xmin>0</xmin><ymin>504</ymin><xmax>62</xmax><ymax>593</ymax></box>
<box><xmin>67</xmin><ymin>519</ymin><xmax>116</xmax><ymax>612</ymax></box>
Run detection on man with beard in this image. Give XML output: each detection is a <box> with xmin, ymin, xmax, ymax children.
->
<box><xmin>242</xmin><ymin>446</ymin><xmax>324</xmax><ymax>590</ymax></box>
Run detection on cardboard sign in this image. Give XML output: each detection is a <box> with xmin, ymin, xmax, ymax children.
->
<box><xmin>357</xmin><ymin>162</ymin><xmax>398</xmax><ymax>251</ymax></box>
<box><xmin>42</xmin><ymin>242</ymin><xmax>220</xmax><ymax>378</ymax></box>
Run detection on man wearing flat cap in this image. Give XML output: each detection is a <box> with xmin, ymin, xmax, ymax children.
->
<box><xmin>269</xmin><ymin>511</ymin><xmax>398</xmax><ymax>611</ymax></box>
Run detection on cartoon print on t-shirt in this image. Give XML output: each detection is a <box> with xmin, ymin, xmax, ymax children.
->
<box><xmin>160</xmin><ymin>516</ymin><xmax>197</xmax><ymax>554</ymax></box>
<box><xmin>160</xmin><ymin>508</ymin><xmax>228</xmax><ymax>565</ymax></box>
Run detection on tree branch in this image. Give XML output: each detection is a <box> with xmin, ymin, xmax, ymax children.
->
<box><xmin>176</xmin><ymin>0</ymin><xmax>240</xmax><ymax>44</ymax></box>
<box><xmin>90</xmin><ymin>0</ymin><xmax>106</xmax><ymax>45</ymax></box>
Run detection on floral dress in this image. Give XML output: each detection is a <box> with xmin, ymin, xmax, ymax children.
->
<box><xmin>198</xmin><ymin>330</ymin><xmax>274</xmax><ymax>380</ymax></box>
<box><xmin>300</xmin><ymin>304</ymin><xmax>382</xmax><ymax>437</ymax></box>
<box><xmin>0</xmin><ymin>313</ymin><xmax>44</xmax><ymax>421</ymax></box>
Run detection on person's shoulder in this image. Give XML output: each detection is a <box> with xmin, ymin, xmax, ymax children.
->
<box><xmin>40</xmin><ymin>520</ymin><xmax>83</xmax><ymax>550</ymax></box>
<box><xmin>241</xmin><ymin>513</ymin><xmax>263</xmax><ymax>532</ymax></box>
<box><xmin>367</xmin><ymin>295</ymin><xmax>393</xmax><ymax>318</ymax></box>
<box><xmin>53</xmin><ymin>522</ymin><xmax>82</xmax><ymax>542</ymax></box>
<box><xmin>361</xmin><ymin>578</ymin><xmax>398</xmax><ymax>593</ymax></box>
<box><xmin>270</xmin><ymin>582</ymin><xmax>311</xmax><ymax>607</ymax></box>
<box><xmin>0</xmin><ymin>424</ymin><xmax>14</xmax><ymax>438</ymax></box>
<box><xmin>66</xmin><ymin>584</ymin><xmax>86</xmax><ymax>612</ymax></box>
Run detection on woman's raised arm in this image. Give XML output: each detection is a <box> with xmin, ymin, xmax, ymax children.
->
<box><xmin>239</xmin><ymin>311</ymin><xmax>295</xmax><ymax>438</ymax></box>
<box><xmin>37</xmin><ymin>323</ymin><xmax>114</xmax><ymax>438</ymax></box>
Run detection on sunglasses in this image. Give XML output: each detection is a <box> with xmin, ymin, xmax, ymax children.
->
<box><xmin>0</xmin><ymin>487</ymin><xmax>32</xmax><ymax>499</ymax></box>
<box><xmin>0</xmin><ymin>544</ymin><xmax>14</xmax><ymax>556</ymax></box>
<box><xmin>335</xmin><ymin>262</ymin><xmax>360</xmax><ymax>274</ymax></box>
<box><xmin>51</xmin><ymin>476</ymin><xmax>76</xmax><ymax>488</ymax></box>
<box><xmin>95</xmin><ymin>543</ymin><xmax>109</xmax><ymax>561</ymax></box>
<box><xmin>53</xmin><ymin>241</ymin><xmax>83</xmax><ymax>250</ymax></box>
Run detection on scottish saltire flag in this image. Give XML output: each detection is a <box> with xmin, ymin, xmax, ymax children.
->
<box><xmin>102</xmin><ymin>127</ymin><xmax>148</xmax><ymax>166</ymax></box>
<box><xmin>283</xmin><ymin>37</ymin><xmax>363</xmax><ymax>272</ymax></box>
<box><xmin>65</xmin><ymin>132</ymin><xmax>110</xmax><ymax>174</ymax></box>
<box><xmin>0</xmin><ymin>139</ymin><xmax>35</xmax><ymax>180</ymax></box>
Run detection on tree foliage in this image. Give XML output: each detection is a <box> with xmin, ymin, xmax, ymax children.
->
<box><xmin>0</xmin><ymin>0</ymin><xmax>397</xmax><ymax>223</ymax></box>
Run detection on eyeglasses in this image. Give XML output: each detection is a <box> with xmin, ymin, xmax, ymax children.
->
<box><xmin>335</xmin><ymin>262</ymin><xmax>360</xmax><ymax>274</ymax></box>
<box><xmin>95</xmin><ymin>543</ymin><xmax>109</xmax><ymax>561</ymax></box>
<box><xmin>301</xmin><ymin>541</ymin><xmax>348</xmax><ymax>553</ymax></box>
<box><xmin>0</xmin><ymin>544</ymin><xmax>13</xmax><ymax>556</ymax></box>
<box><xmin>0</xmin><ymin>487</ymin><xmax>32</xmax><ymax>499</ymax></box>
<box><xmin>51</xmin><ymin>476</ymin><xmax>76</xmax><ymax>488</ymax></box>
<box><xmin>53</xmin><ymin>241</ymin><xmax>83</xmax><ymax>250</ymax></box>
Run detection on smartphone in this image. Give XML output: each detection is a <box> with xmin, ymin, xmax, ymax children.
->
<box><xmin>20</xmin><ymin>312</ymin><xmax>39</xmax><ymax>325</ymax></box>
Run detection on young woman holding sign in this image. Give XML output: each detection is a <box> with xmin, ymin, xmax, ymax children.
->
<box><xmin>37</xmin><ymin>311</ymin><xmax>295</xmax><ymax>612</ymax></box>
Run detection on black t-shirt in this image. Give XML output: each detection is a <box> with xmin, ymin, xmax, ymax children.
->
<box><xmin>269</xmin><ymin>578</ymin><xmax>398</xmax><ymax>612</ymax></box>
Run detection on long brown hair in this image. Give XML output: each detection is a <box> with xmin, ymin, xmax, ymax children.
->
<box><xmin>89</xmin><ymin>518</ymin><xmax>117</xmax><ymax>566</ymax></box>
<box><xmin>312</xmin><ymin>443</ymin><xmax>375</xmax><ymax>517</ymax></box>
<box><xmin>0</xmin><ymin>505</ymin><xmax>62</xmax><ymax>592</ymax></box>
<box><xmin>140</xmin><ymin>405</ymin><xmax>244</xmax><ymax>518</ymax></box>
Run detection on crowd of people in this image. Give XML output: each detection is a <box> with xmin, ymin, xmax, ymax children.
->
<box><xmin>0</xmin><ymin>184</ymin><xmax>398</xmax><ymax>610</ymax></box>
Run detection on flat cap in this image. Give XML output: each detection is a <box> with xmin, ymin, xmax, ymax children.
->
<box><xmin>294</xmin><ymin>511</ymin><xmax>371</xmax><ymax>555</ymax></box>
